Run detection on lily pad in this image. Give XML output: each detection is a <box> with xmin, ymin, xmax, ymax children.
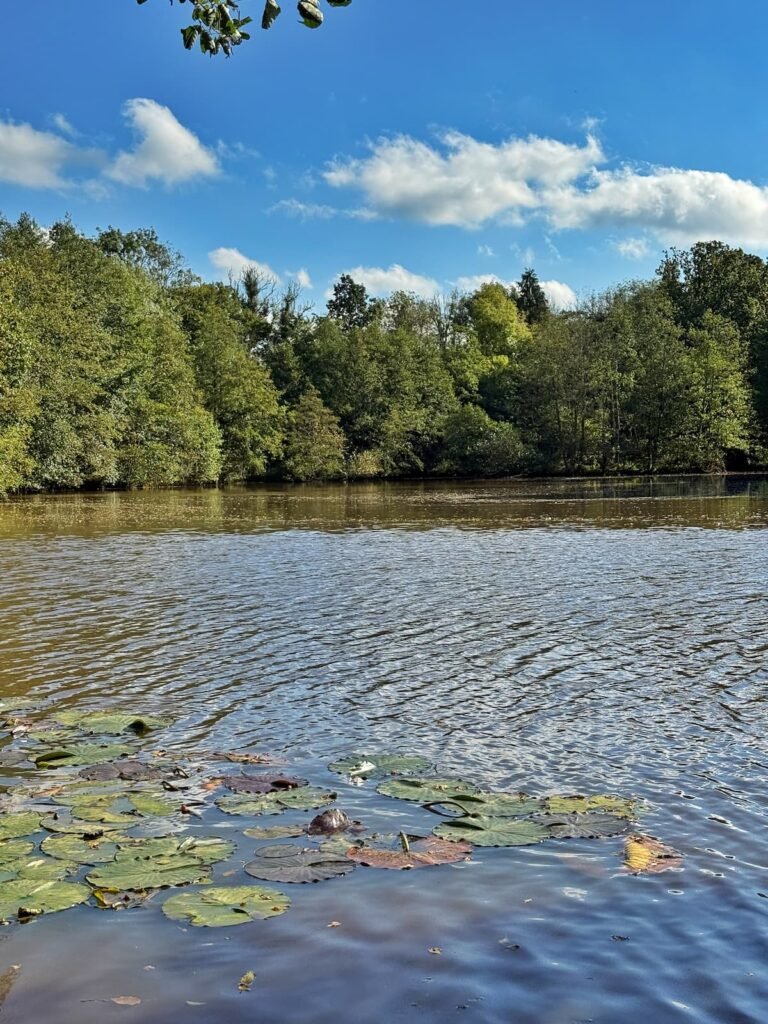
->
<box><xmin>41</xmin><ymin>815</ymin><xmax>130</xmax><ymax>837</ymax></box>
<box><xmin>0</xmin><ymin>813</ymin><xmax>42</xmax><ymax>840</ymax></box>
<box><xmin>377</xmin><ymin>777</ymin><xmax>480</xmax><ymax>804</ymax></box>
<box><xmin>216</xmin><ymin>786</ymin><xmax>337</xmax><ymax>817</ymax></box>
<box><xmin>54</xmin><ymin>711</ymin><xmax>169</xmax><ymax>736</ymax></box>
<box><xmin>127</xmin><ymin>792</ymin><xmax>180</xmax><ymax>817</ymax></box>
<box><xmin>42</xmin><ymin>833</ymin><xmax>123</xmax><ymax>864</ymax></box>
<box><xmin>433</xmin><ymin>816</ymin><xmax>549</xmax><ymax>847</ymax></box>
<box><xmin>544</xmin><ymin>795</ymin><xmax>637</xmax><ymax>819</ymax></box>
<box><xmin>624</xmin><ymin>834</ymin><xmax>683</xmax><ymax>874</ymax></box>
<box><xmin>86</xmin><ymin>852</ymin><xmax>212</xmax><ymax>892</ymax></box>
<box><xmin>222</xmin><ymin>774</ymin><xmax>307</xmax><ymax>794</ymax></box>
<box><xmin>427</xmin><ymin>792</ymin><xmax>546</xmax><ymax>818</ymax></box>
<box><xmin>346</xmin><ymin>834</ymin><xmax>472</xmax><ymax>870</ymax></box>
<box><xmin>34</xmin><ymin>744</ymin><xmax>132</xmax><ymax>770</ymax></box>
<box><xmin>79</xmin><ymin>760</ymin><xmax>167</xmax><ymax>783</ymax></box>
<box><xmin>328</xmin><ymin>754</ymin><xmax>432</xmax><ymax>778</ymax></box>
<box><xmin>0</xmin><ymin>840</ymin><xmax>36</xmax><ymax>866</ymax></box>
<box><xmin>162</xmin><ymin>885</ymin><xmax>290</xmax><ymax>927</ymax></box>
<box><xmin>244</xmin><ymin>824</ymin><xmax>307</xmax><ymax>841</ymax></box>
<box><xmin>0</xmin><ymin>879</ymin><xmax>90</xmax><ymax>922</ymax></box>
<box><xmin>16</xmin><ymin>856</ymin><xmax>78</xmax><ymax>881</ymax></box>
<box><xmin>539</xmin><ymin>812</ymin><xmax>629</xmax><ymax>840</ymax></box>
<box><xmin>116</xmin><ymin>836</ymin><xmax>235</xmax><ymax>866</ymax></box>
<box><xmin>245</xmin><ymin>844</ymin><xmax>354</xmax><ymax>884</ymax></box>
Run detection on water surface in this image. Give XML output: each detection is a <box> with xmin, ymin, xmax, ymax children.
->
<box><xmin>1</xmin><ymin>477</ymin><xmax>767</xmax><ymax>1023</ymax></box>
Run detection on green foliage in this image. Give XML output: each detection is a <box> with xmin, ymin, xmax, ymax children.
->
<box><xmin>282</xmin><ymin>388</ymin><xmax>346</xmax><ymax>482</ymax></box>
<box><xmin>0</xmin><ymin>213</ymin><xmax>764</xmax><ymax>495</ymax></box>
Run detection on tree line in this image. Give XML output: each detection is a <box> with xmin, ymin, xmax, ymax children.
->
<box><xmin>0</xmin><ymin>213</ymin><xmax>765</xmax><ymax>493</ymax></box>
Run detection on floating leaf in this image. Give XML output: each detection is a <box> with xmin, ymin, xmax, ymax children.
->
<box><xmin>624</xmin><ymin>834</ymin><xmax>683</xmax><ymax>874</ymax></box>
<box><xmin>245</xmin><ymin>844</ymin><xmax>354</xmax><ymax>884</ymax></box>
<box><xmin>539</xmin><ymin>812</ymin><xmax>629</xmax><ymax>840</ymax></box>
<box><xmin>328</xmin><ymin>754</ymin><xmax>432</xmax><ymax>779</ymax></box>
<box><xmin>216</xmin><ymin>786</ymin><xmax>336</xmax><ymax>817</ymax></box>
<box><xmin>162</xmin><ymin>885</ymin><xmax>290</xmax><ymax>927</ymax></box>
<box><xmin>427</xmin><ymin>792</ymin><xmax>546</xmax><ymax>818</ymax></box>
<box><xmin>41</xmin><ymin>815</ymin><xmax>129</xmax><ymax>837</ymax></box>
<box><xmin>0</xmin><ymin>879</ymin><xmax>90</xmax><ymax>922</ymax></box>
<box><xmin>42</xmin><ymin>833</ymin><xmax>123</xmax><ymax>865</ymax></box>
<box><xmin>244</xmin><ymin>824</ymin><xmax>306</xmax><ymax>841</ymax></box>
<box><xmin>34</xmin><ymin>744</ymin><xmax>132</xmax><ymax>769</ymax></box>
<box><xmin>0</xmin><ymin>840</ymin><xmax>35</xmax><ymax>867</ymax></box>
<box><xmin>15</xmin><ymin>856</ymin><xmax>77</xmax><ymax>881</ymax></box>
<box><xmin>111</xmin><ymin>836</ymin><xmax>235</xmax><ymax>865</ymax></box>
<box><xmin>544</xmin><ymin>795</ymin><xmax>637</xmax><ymax>819</ymax></box>
<box><xmin>346</xmin><ymin>834</ymin><xmax>472</xmax><ymax>870</ymax></box>
<box><xmin>377</xmin><ymin>777</ymin><xmax>480</xmax><ymax>804</ymax></box>
<box><xmin>111</xmin><ymin>996</ymin><xmax>142</xmax><ymax>1006</ymax></box>
<box><xmin>94</xmin><ymin>889</ymin><xmax>156</xmax><ymax>911</ymax></box>
<box><xmin>54</xmin><ymin>711</ymin><xmax>169</xmax><ymax>736</ymax></box>
<box><xmin>211</xmin><ymin>752</ymin><xmax>282</xmax><ymax>765</ymax></box>
<box><xmin>433</xmin><ymin>816</ymin><xmax>549</xmax><ymax>847</ymax></box>
<box><xmin>80</xmin><ymin>760</ymin><xmax>166</xmax><ymax>783</ymax></box>
<box><xmin>86</xmin><ymin>857</ymin><xmax>211</xmax><ymax>892</ymax></box>
<box><xmin>0</xmin><ymin>813</ymin><xmax>42</xmax><ymax>841</ymax></box>
<box><xmin>221</xmin><ymin>774</ymin><xmax>307</xmax><ymax>795</ymax></box>
<box><xmin>238</xmin><ymin>970</ymin><xmax>255</xmax><ymax>992</ymax></box>
<box><xmin>128</xmin><ymin>792</ymin><xmax>180</xmax><ymax>817</ymax></box>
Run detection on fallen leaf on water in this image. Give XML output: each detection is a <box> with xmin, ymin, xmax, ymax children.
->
<box><xmin>428</xmin><ymin>947</ymin><xmax>442</xmax><ymax>955</ymax></box>
<box><xmin>238</xmin><ymin>971</ymin><xmax>255</xmax><ymax>993</ymax></box>
<box><xmin>327</xmin><ymin>921</ymin><xmax>341</xmax><ymax>928</ymax></box>
<box><xmin>111</xmin><ymin>996</ymin><xmax>142</xmax><ymax>1006</ymax></box>
<box><xmin>624</xmin><ymin>834</ymin><xmax>682</xmax><ymax>874</ymax></box>
<box><xmin>0</xmin><ymin>966</ymin><xmax>21</xmax><ymax>1008</ymax></box>
<box><xmin>201</xmin><ymin>779</ymin><xmax>224</xmax><ymax>792</ymax></box>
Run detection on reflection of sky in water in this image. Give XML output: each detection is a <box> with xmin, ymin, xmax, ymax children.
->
<box><xmin>0</xmin><ymin>480</ymin><xmax>767</xmax><ymax>1024</ymax></box>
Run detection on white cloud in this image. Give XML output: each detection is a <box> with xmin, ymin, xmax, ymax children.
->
<box><xmin>294</xmin><ymin>268</ymin><xmax>313</xmax><ymax>289</ymax></box>
<box><xmin>51</xmin><ymin>113</ymin><xmax>77</xmax><ymax>138</ymax></box>
<box><xmin>336</xmin><ymin>264</ymin><xmax>440</xmax><ymax>298</ymax></box>
<box><xmin>0</xmin><ymin>121</ymin><xmax>81</xmax><ymax>188</ymax></box>
<box><xmin>477</xmin><ymin>244</ymin><xmax>495</xmax><ymax>257</ymax></box>
<box><xmin>451</xmin><ymin>273</ymin><xmax>577</xmax><ymax>310</ymax></box>
<box><xmin>325</xmin><ymin>132</ymin><xmax>603</xmax><ymax>228</ymax></box>
<box><xmin>540</xmin><ymin>279</ymin><xmax>577</xmax><ymax>310</ymax></box>
<box><xmin>107</xmin><ymin>99</ymin><xmax>220</xmax><ymax>187</ymax></box>
<box><xmin>615</xmin><ymin>236</ymin><xmax>651</xmax><ymax>260</ymax></box>
<box><xmin>545</xmin><ymin>166</ymin><xmax>768</xmax><ymax>248</ymax></box>
<box><xmin>209</xmin><ymin>247</ymin><xmax>282</xmax><ymax>285</ymax></box>
<box><xmin>324</xmin><ymin>128</ymin><xmax>768</xmax><ymax>250</ymax></box>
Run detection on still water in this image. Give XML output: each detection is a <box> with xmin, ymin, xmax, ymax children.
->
<box><xmin>1</xmin><ymin>477</ymin><xmax>767</xmax><ymax>1024</ymax></box>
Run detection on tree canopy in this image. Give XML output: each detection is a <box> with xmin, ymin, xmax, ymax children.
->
<box><xmin>136</xmin><ymin>0</ymin><xmax>353</xmax><ymax>56</ymax></box>
<box><xmin>0</xmin><ymin>215</ymin><xmax>765</xmax><ymax>494</ymax></box>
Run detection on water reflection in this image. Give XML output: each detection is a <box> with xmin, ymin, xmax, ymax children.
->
<box><xmin>0</xmin><ymin>478</ymin><xmax>767</xmax><ymax>1023</ymax></box>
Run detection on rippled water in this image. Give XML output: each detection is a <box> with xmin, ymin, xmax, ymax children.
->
<box><xmin>1</xmin><ymin>477</ymin><xmax>767</xmax><ymax>1024</ymax></box>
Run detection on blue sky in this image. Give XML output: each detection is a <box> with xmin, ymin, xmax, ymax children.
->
<box><xmin>2</xmin><ymin>0</ymin><xmax>768</xmax><ymax>309</ymax></box>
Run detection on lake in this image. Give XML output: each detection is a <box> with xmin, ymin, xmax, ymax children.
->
<box><xmin>1</xmin><ymin>477</ymin><xmax>767</xmax><ymax>1024</ymax></box>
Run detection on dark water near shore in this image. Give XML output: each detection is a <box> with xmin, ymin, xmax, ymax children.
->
<box><xmin>1</xmin><ymin>477</ymin><xmax>767</xmax><ymax>1024</ymax></box>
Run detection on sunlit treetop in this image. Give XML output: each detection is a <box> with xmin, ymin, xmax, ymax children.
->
<box><xmin>136</xmin><ymin>0</ymin><xmax>353</xmax><ymax>56</ymax></box>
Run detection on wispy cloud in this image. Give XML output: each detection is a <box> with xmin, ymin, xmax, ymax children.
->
<box><xmin>209</xmin><ymin>247</ymin><xmax>282</xmax><ymax>286</ymax></box>
<box><xmin>270</xmin><ymin>197</ymin><xmax>377</xmax><ymax>222</ymax></box>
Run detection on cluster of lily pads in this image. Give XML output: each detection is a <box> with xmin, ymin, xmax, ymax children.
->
<box><xmin>0</xmin><ymin>700</ymin><xmax>682</xmax><ymax>929</ymax></box>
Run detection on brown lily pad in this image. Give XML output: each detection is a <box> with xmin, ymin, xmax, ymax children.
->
<box><xmin>347</xmin><ymin>835</ymin><xmax>472</xmax><ymax>870</ymax></box>
<box><xmin>222</xmin><ymin>774</ymin><xmax>307</xmax><ymax>794</ymax></box>
<box><xmin>624</xmin><ymin>834</ymin><xmax>683</xmax><ymax>874</ymax></box>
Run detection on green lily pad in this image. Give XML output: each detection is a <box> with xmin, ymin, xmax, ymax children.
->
<box><xmin>244</xmin><ymin>824</ymin><xmax>307</xmax><ymax>841</ymax></box>
<box><xmin>34</xmin><ymin>744</ymin><xmax>132</xmax><ymax>769</ymax></box>
<box><xmin>433</xmin><ymin>816</ymin><xmax>549</xmax><ymax>847</ymax></box>
<box><xmin>86</xmin><ymin>852</ymin><xmax>211</xmax><ymax>892</ymax></box>
<box><xmin>41</xmin><ymin>815</ymin><xmax>130</xmax><ymax>837</ymax></box>
<box><xmin>116</xmin><ymin>836</ymin><xmax>235</xmax><ymax>866</ymax></box>
<box><xmin>428</xmin><ymin>792</ymin><xmax>546</xmax><ymax>818</ymax></box>
<box><xmin>245</xmin><ymin>844</ymin><xmax>354</xmax><ymax>884</ymax></box>
<box><xmin>54</xmin><ymin>711</ymin><xmax>169</xmax><ymax>736</ymax></box>
<box><xmin>328</xmin><ymin>754</ymin><xmax>432</xmax><ymax>778</ymax></box>
<box><xmin>163</xmin><ymin>885</ymin><xmax>290</xmax><ymax>927</ymax></box>
<box><xmin>127</xmin><ymin>792</ymin><xmax>180</xmax><ymax>817</ymax></box>
<box><xmin>216</xmin><ymin>786</ymin><xmax>337</xmax><ymax>817</ymax></box>
<box><xmin>543</xmin><ymin>794</ymin><xmax>637</xmax><ymax>819</ymax></box>
<box><xmin>0</xmin><ymin>879</ymin><xmax>90</xmax><ymax>922</ymax></box>
<box><xmin>376</xmin><ymin>778</ymin><xmax>480</xmax><ymax>804</ymax></box>
<box><xmin>50</xmin><ymin>782</ymin><xmax>131</xmax><ymax>806</ymax></box>
<box><xmin>0</xmin><ymin>698</ymin><xmax>40</xmax><ymax>713</ymax></box>
<box><xmin>0</xmin><ymin>813</ymin><xmax>42</xmax><ymax>840</ymax></box>
<box><xmin>16</xmin><ymin>856</ymin><xmax>78</xmax><ymax>881</ymax></box>
<box><xmin>42</xmin><ymin>833</ymin><xmax>124</xmax><ymax>864</ymax></box>
<box><xmin>538</xmin><ymin>812</ymin><xmax>629</xmax><ymax>840</ymax></box>
<box><xmin>0</xmin><ymin>840</ymin><xmax>36</xmax><ymax>866</ymax></box>
<box><xmin>68</xmin><ymin>805</ymin><xmax>139</xmax><ymax>826</ymax></box>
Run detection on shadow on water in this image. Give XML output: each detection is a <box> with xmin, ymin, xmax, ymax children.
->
<box><xmin>0</xmin><ymin>477</ymin><xmax>767</xmax><ymax>1023</ymax></box>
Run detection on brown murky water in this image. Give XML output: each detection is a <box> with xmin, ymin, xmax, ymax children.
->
<box><xmin>1</xmin><ymin>477</ymin><xmax>767</xmax><ymax>1024</ymax></box>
